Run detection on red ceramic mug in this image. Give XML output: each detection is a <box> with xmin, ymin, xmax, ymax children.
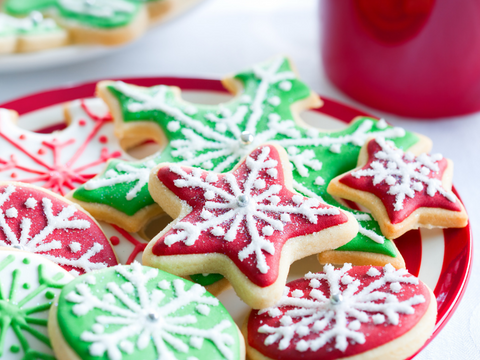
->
<box><xmin>321</xmin><ymin>0</ymin><xmax>480</xmax><ymax>118</ymax></box>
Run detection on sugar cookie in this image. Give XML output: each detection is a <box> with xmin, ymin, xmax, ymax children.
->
<box><xmin>328</xmin><ymin>137</ymin><xmax>468</xmax><ymax>239</ymax></box>
<box><xmin>49</xmin><ymin>261</ymin><xmax>245</xmax><ymax>360</ymax></box>
<box><xmin>243</xmin><ymin>263</ymin><xmax>436</xmax><ymax>360</ymax></box>
<box><xmin>143</xmin><ymin>144</ymin><xmax>357</xmax><ymax>308</ymax></box>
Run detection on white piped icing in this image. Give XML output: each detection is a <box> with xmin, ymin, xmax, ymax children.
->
<box><xmin>65</xmin><ymin>262</ymin><xmax>236</xmax><ymax>360</ymax></box>
<box><xmin>100</xmin><ymin>57</ymin><xmax>407</xmax><ymax>203</ymax></box>
<box><xmin>163</xmin><ymin>146</ymin><xmax>340</xmax><ymax>274</ymax></box>
<box><xmin>69</xmin><ymin>242</ymin><xmax>81</xmax><ymax>253</ymax></box>
<box><xmin>257</xmin><ymin>264</ymin><xmax>425</xmax><ymax>352</ymax></box>
<box><xmin>0</xmin><ymin>185</ymin><xmax>110</xmax><ymax>274</ymax></box>
<box><xmin>352</xmin><ymin>137</ymin><xmax>456</xmax><ymax>211</ymax></box>
<box><xmin>5</xmin><ymin>207</ymin><xmax>17</xmax><ymax>218</ymax></box>
<box><xmin>24</xmin><ymin>197</ymin><xmax>37</xmax><ymax>209</ymax></box>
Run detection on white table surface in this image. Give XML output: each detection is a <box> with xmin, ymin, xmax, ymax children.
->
<box><xmin>0</xmin><ymin>0</ymin><xmax>478</xmax><ymax>358</ymax></box>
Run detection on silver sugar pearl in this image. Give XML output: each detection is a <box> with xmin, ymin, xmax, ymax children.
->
<box><xmin>147</xmin><ymin>312</ymin><xmax>159</xmax><ymax>321</ymax></box>
<box><xmin>330</xmin><ymin>293</ymin><xmax>343</xmax><ymax>305</ymax></box>
<box><xmin>240</xmin><ymin>131</ymin><xmax>254</xmax><ymax>145</ymax></box>
<box><xmin>12</xmin><ymin>245</ymin><xmax>24</xmax><ymax>250</ymax></box>
<box><xmin>237</xmin><ymin>194</ymin><xmax>249</xmax><ymax>207</ymax></box>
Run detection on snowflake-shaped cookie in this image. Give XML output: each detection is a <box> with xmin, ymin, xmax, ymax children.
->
<box><xmin>0</xmin><ymin>249</ymin><xmax>74</xmax><ymax>360</ymax></box>
<box><xmin>328</xmin><ymin>137</ymin><xmax>468</xmax><ymax>239</ymax></box>
<box><xmin>0</xmin><ymin>182</ymin><xmax>118</xmax><ymax>275</ymax></box>
<box><xmin>54</xmin><ymin>262</ymin><xmax>244</xmax><ymax>360</ymax></box>
<box><xmin>245</xmin><ymin>263</ymin><xmax>436</xmax><ymax>360</ymax></box>
<box><xmin>0</xmin><ymin>98</ymin><xmax>129</xmax><ymax>195</ymax></box>
<box><xmin>144</xmin><ymin>144</ymin><xmax>357</xmax><ymax>308</ymax></box>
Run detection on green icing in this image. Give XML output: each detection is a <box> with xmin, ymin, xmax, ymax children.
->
<box><xmin>0</xmin><ymin>11</ymin><xmax>63</xmax><ymax>38</ymax></box>
<box><xmin>57</xmin><ymin>263</ymin><xmax>241</xmax><ymax>360</ymax></box>
<box><xmin>0</xmin><ymin>252</ymin><xmax>69</xmax><ymax>360</ymax></box>
<box><xmin>190</xmin><ymin>273</ymin><xmax>225</xmax><ymax>286</ymax></box>
<box><xmin>73</xmin><ymin>56</ymin><xmax>419</xmax><ymax>264</ymax></box>
<box><xmin>4</xmin><ymin>0</ymin><xmax>140</xmax><ymax>29</ymax></box>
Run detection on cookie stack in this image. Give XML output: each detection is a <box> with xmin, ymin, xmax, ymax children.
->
<box><xmin>0</xmin><ymin>57</ymin><xmax>468</xmax><ymax>360</ymax></box>
<box><xmin>0</xmin><ymin>0</ymin><xmax>197</xmax><ymax>54</ymax></box>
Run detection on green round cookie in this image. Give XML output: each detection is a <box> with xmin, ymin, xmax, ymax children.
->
<box><xmin>0</xmin><ymin>249</ymin><xmax>74</xmax><ymax>360</ymax></box>
<box><xmin>55</xmin><ymin>262</ymin><xmax>243</xmax><ymax>360</ymax></box>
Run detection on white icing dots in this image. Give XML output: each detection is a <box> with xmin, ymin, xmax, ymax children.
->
<box><xmin>341</xmin><ymin>275</ymin><xmax>353</xmax><ymax>285</ymax></box>
<box><xmin>372</xmin><ymin>314</ymin><xmax>385</xmax><ymax>324</ymax></box>
<box><xmin>204</xmin><ymin>190</ymin><xmax>215</xmax><ymax>200</ymax></box>
<box><xmin>85</xmin><ymin>275</ymin><xmax>96</xmax><ymax>285</ymax></box>
<box><xmin>348</xmin><ymin>320</ymin><xmax>361</xmax><ymax>330</ymax></box>
<box><xmin>5</xmin><ymin>207</ymin><xmax>18</xmax><ymax>218</ymax></box>
<box><xmin>268</xmin><ymin>96</ymin><xmax>281</xmax><ymax>106</ymax></box>
<box><xmin>206</xmin><ymin>173</ymin><xmax>218</xmax><ymax>183</ymax></box>
<box><xmin>309</xmin><ymin>278</ymin><xmax>320</xmax><ymax>288</ymax></box>
<box><xmin>196</xmin><ymin>304</ymin><xmax>210</xmax><ymax>316</ymax></box>
<box><xmin>390</xmin><ymin>282</ymin><xmax>402</xmax><ymax>293</ymax></box>
<box><xmin>367</xmin><ymin>267</ymin><xmax>381</xmax><ymax>277</ymax></box>
<box><xmin>167</xmin><ymin>121</ymin><xmax>181</xmax><ymax>132</ymax></box>
<box><xmin>200</xmin><ymin>210</ymin><xmax>212</xmax><ymax>220</ymax></box>
<box><xmin>254</xmin><ymin>179</ymin><xmax>266</xmax><ymax>189</ymax></box>
<box><xmin>291</xmin><ymin>289</ymin><xmax>303</xmax><ymax>298</ymax></box>
<box><xmin>158</xmin><ymin>280</ymin><xmax>170</xmax><ymax>290</ymax></box>
<box><xmin>267</xmin><ymin>168</ymin><xmax>278</xmax><ymax>178</ymax></box>
<box><xmin>296</xmin><ymin>340</ymin><xmax>309</xmax><ymax>352</ymax></box>
<box><xmin>262</xmin><ymin>226</ymin><xmax>274</xmax><ymax>236</ymax></box>
<box><xmin>376</xmin><ymin>118</ymin><xmax>388</xmax><ymax>129</ymax></box>
<box><xmin>329</xmin><ymin>144</ymin><xmax>341</xmax><ymax>153</ymax></box>
<box><xmin>292</xmin><ymin>195</ymin><xmax>303</xmax><ymax>204</ymax></box>
<box><xmin>279</xmin><ymin>81</ymin><xmax>292</xmax><ymax>91</ymax></box>
<box><xmin>211</xmin><ymin>227</ymin><xmax>225</xmax><ymax>236</ymax></box>
<box><xmin>69</xmin><ymin>242</ymin><xmax>81</xmax><ymax>253</ymax></box>
<box><xmin>92</xmin><ymin>324</ymin><xmax>105</xmax><ymax>334</ymax></box>
<box><xmin>202</xmin><ymin>161</ymin><xmax>213</xmax><ymax>170</ymax></box>
<box><xmin>280</xmin><ymin>213</ymin><xmax>291</xmax><ymax>223</ymax></box>
<box><xmin>25</xmin><ymin>197</ymin><xmax>37</xmax><ymax>209</ymax></box>
<box><xmin>121</xmin><ymin>282</ymin><xmax>134</xmax><ymax>294</ymax></box>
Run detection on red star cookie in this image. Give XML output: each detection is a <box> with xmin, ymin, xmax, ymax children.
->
<box><xmin>328</xmin><ymin>137</ymin><xmax>468</xmax><ymax>239</ymax></box>
<box><xmin>143</xmin><ymin>144</ymin><xmax>358</xmax><ymax>309</ymax></box>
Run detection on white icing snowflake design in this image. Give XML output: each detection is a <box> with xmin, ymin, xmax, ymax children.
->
<box><xmin>352</xmin><ymin>137</ymin><xmax>456</xmax><ymax>211</ymax></box>
<box><xmin>95</xmin><ymin>57</ymin><xmax>405</xmax><ymax>200</ymax></box>
<box><xmin>0</xmin><ymin>185</ymin><xmax>110</xmax><ymax>275</ymax></box>
<box><xmin>66</xmin><ymin>262</ymin><xmax>236</xmax><ymax>360</ymax></box>
<box><xmin>257</xmin><ymin>263</ymin><xmax>425</xmax><ymax>352</ymax></box>
<box><xmin>163</xmin><ymin>146</ymin><xmax>340</xmax><ymax>274</ymax></box>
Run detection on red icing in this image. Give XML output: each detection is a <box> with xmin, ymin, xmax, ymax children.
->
<box><xmin>339</xmin><ymin>139</ymin><xmax>461</xmax><ymax>224</ymax></box>
<box><xmin>79</xmin><ymin>119</ymin><xmax>87</xmax><ymax>126</ymax></box>
<box><xmin>10</xmin><ymin>172</ymin><xmax>16</xmax><ymax>178</ymax></box>
<box><xmin>19</xmin><ymin>134</ymin><xmax>26</xmax><ymax>140</ymax></box>
<box><xmin>37</xmin><ymin>148</ymin><xmax>46</xmax><ymax>155</ymax></box>
<box><xmin>110</xmin><ymin>235</ymin><xmax>120</xmax><ymax>246</ymax></box>
<box><xmin>152</xmin><ymin>145</ymin><xmax>348</xmax><ymax>287</ymax></box>
<box><xmin>248</xmin><ymin>266</ymin><xmax>431</xmax><ymax>359</ymax></box>
<box><xmin>0</xmin><ymin>100</ymin><xmax>122</xmax><ymax>195</ymax></box>
<box><xmin>0</xmin><ymin>183</ymin><xmax>118</xmax><ymax>275</ymax></box>
<box><xmin>112</xmin><ymin>224</ymin><xmax>147</xmax><ymax>265</ymax></box>
<box><xmin>99</xmin><ymin>135</ymin><xmax>108</xmax><ymax>144</ymax></box>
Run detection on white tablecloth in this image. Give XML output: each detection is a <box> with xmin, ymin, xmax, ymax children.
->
<box><xmin>0</xmin><ymin>1</ymin><xmax>478</xmax><ymax>358</ymax></box>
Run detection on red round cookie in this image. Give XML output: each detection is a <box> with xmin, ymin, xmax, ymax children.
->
<box><xmin>246</xmin><ymin>264</ymin><xmax>434</xmax><ymax>360</ymax></box>
<box><xmin>0</xmin><ymin>182</ymin><xmax>118</xmax><ymax>275</ymax></box>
